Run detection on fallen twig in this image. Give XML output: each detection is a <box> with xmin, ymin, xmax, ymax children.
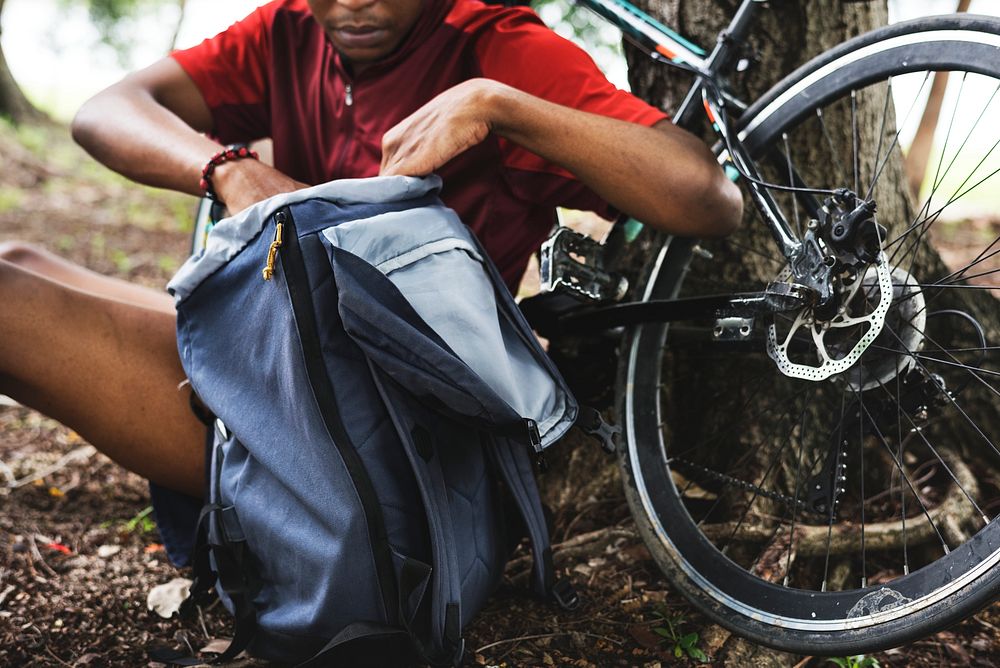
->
<box><xmin>475</xmin><ymin>631</ymin><xmax>623</xmax><ymax>654</ymax></box>
<box><xmin>4</xmin><ymin>445</ymin><xmax>97</xmax><ymax>489</ymax></box>
<box><xmin>27</xmin><ymin>534</ymin><xmax>58</xmax><ymax>578</ymax></box>
<box><xmin>0</xmin><ymin>584</ymin><xmax>15</xmax><ymax>608</ymax></box>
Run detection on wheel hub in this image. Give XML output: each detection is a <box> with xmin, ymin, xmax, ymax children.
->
<box><xmin>842</xmin><ymin>265</ymin><xmax>926</xmax><ymax>391</ymax></box>
<box><xmin>767</xmin><ymin>252</ymin><xmax>895</xmax><ymax>381</ymax></box>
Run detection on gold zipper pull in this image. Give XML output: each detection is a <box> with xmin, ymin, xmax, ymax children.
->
<box><xmin>262</xmin><ymin>219</ymin><xmax>284</xmax><ymax>281</ymax></box>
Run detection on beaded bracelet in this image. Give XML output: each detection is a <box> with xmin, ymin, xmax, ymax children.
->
<box><xmin>199</xmin><ymin>144</ymin><xmax>259</xmax><ymax>201</ymax></box>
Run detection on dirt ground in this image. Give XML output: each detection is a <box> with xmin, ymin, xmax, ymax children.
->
<box><xmin>1</xmin><ymin>120</ymin><xmax>999</xmax><ymax>667</ymax></box>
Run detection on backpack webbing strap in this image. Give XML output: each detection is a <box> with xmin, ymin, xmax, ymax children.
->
<box><xmin>292</xmin><ymin>621</ymin><xmax>413</xmax><ymax>668</ymax></box>
<box><xmin>148</xmin><ymin>503</ymin><xmax>259</xmax><ymax>666</ymax></box>
<box><xmin>491</xmin><ymin>439</ymin><xmax>580</xmax><ymax>611</ymax></box>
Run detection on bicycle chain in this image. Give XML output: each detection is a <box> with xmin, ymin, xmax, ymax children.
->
<box><xmin>670</xmin><ymin>457</ymin><xmax>821</xmax><ymax>516</ymax></box>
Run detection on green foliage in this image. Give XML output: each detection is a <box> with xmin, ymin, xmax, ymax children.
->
<box><xmin>120</xmin><ymin>505</ymin><xmax>157</xmax><ymax>533</ymax></box>
<box><xmin>100</xmin><ymin>505</ymin><xmax>157</xmax><ymax>534</ymax></box>
<box><xmin>110</xmin><ymin>247</ymin><xmax>132</xmax><ymax>273</ymax></box>
<box><xmin>829</xmin><ymin>656</ymin><xmax>881</xmax><ymax>668</ymax></box>
<box><xmin>651</xmin><ymin>608</ymin><xmax>709</xmax><ymax>663</ymax></box>
<box><xmin>57</xmin><ymin>0</ymin><xmax>174</xmax><ymax>65</ymax></box>
<box><xmin>0</xmin><ymin>186</ymin><xmax>24</xmax><ymax>213</ymax></box>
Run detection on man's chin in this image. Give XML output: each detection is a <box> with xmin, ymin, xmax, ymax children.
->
<box><xmin>329</xmin><ymin>34</ymin><xmax>398</xmax><ymax>65</ymax></box>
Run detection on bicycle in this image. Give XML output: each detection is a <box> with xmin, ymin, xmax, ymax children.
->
<box><xmin>521</xmin><ymin>0</ymin><xmax>1000</xmax><ymax>656</ymax></box>
<box><xmin>190</xmin><ymin>0</ymin><xmax>1000</xmax><ymax>656</ymax></box>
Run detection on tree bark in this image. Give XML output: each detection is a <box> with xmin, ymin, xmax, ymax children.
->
<box><xmin>167</xmin><ymin>0</ymin><xmax>187</xmax><ymax>53</ymax></box>
<box><xmin>0</xmin><ymin>0</ymin><xmax>45</xmax><ymax>123</ymax></box>
<box><xmin>615</xmin><ymin>0</ymin><xmax>998</xmax><ymax>594</ymax></box>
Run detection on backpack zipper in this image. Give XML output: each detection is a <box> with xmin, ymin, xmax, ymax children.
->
<box><xmin>272</xmin><ymin>207</ymin><xmax>400</xmax><ymax>624</ymax></box>
<box><xmin>262</xmin><ymin>220</ymin><xmax>284</xmax><ymax>281</ymax></box>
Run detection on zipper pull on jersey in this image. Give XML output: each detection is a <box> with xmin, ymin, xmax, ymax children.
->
<box><xmin>345</xmin><ymin>84</ymin><xmax>353</xmax><ymax>107</ymax></box>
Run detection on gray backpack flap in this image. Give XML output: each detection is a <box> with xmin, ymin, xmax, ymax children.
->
<box><xmin>165</xmin><ymin>176</ymin><xmax>585</xmax><ymax>667</ymax></box>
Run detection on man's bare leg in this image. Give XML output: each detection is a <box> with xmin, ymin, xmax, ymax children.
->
<box><xmin>0</xmin><ymin>244</ymin><xmax>204</xmax><ymax>497</ymax></box>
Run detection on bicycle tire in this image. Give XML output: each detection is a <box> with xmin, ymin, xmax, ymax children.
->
<box><xmin>618</xmin><ymin>13</ymin><xmax>1000</xmax><ymax>654</ymax></box>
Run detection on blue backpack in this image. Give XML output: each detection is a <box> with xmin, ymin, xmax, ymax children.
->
<box><xmin>162</xmin><ymin>176</ymin><xmax>600</xmax><ymax>666</ymax></box>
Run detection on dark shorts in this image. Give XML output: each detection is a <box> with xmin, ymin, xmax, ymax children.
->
<box><xmin>149</xmin><ymin>481</ymin><xmax>202</xmax><ymax>567</ymax></box>
<box><xmin>148</xmin><ymin>416</ymin><xmax>211</xmax><ymax>568</ymax></box>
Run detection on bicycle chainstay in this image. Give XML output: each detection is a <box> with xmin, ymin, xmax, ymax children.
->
<box><xmin>669</xmin><ymin>457</ymin><xmax>824</xmax><ymax>517</ymax></box>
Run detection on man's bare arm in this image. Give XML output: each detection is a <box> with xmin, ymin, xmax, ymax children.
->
<box><xmin>72</xmin><ymin>58</ymin><xmax>304</xmax><ymax>214</ymax></box>
<box><xmin>380</xmin><ymin>78</ymin><xmax>743</xmax><ymax>237</ymax></box>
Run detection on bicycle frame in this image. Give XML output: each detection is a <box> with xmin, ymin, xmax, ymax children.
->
<box><xmin>576</xmin><ymin>0</ymin><xmax>804</xmax><ymax>275</ymax></box>
<box><xmin>528</xmin><ymin>0</ymin><xmax>840</xmax><ymax>336</ymax></box>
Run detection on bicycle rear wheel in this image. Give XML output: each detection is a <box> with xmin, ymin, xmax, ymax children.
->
<box><xmin>619</xmin><ymin>13</ymin><xmax>1000</xmax><ymax>654</ymax></box>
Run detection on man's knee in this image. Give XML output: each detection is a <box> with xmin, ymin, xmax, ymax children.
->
<box><xmin>0</xmin><ymin>241</ymin><xmax>43</xmax><ymax>267</ymax></box>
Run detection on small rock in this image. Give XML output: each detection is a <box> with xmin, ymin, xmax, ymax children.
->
<box><xmin>97</xmin><ymin>544</ymin><xmax>122</xmax><ymax>558</ymax></box>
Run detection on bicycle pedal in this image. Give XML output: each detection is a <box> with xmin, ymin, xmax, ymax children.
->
<box><xmin>539</xmin><ymin>227</ymin><xmax>628</xmax><ymax>303</ymax></box>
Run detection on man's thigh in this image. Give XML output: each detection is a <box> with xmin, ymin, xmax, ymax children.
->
<box><xmin>0</xmin><ymin>252</ymin><xmax>204</xmax><ymax>497</ymax></box>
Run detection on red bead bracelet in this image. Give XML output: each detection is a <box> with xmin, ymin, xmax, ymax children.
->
<box><xmin>199</xmin><ymin>144</ymin><xmax>259</xmax><ymax>201</ymax></box>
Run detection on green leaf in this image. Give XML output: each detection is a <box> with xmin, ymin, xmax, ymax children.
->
<box><xmin>828</xmin><ymin>659</ymin><xmax>848</xmax><ymax>668</ymax></box>
<box><xmin>674</xmin><ymin>645</ymin><xmax>683</xmax><ymax>658</ymax></box>
<box><xmin>653</xmin><ymin>627</ymin><xmax>672</xmax><ymax>639</ymax></box>
<box><xmin>689</xmin><ymin>647</ymin><xmax>709</xmax><ymax>662</ymax></box>
<box><xmin>680</xmin><ymin>632</ymin><xmax>698</xmax><ymax>648</ymax></box>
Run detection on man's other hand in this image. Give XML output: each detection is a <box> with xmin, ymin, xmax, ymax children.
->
<box><xmin>379</xmin><ymin>78</ymin><xmax>499</xmax><ymax>177</ymax></box>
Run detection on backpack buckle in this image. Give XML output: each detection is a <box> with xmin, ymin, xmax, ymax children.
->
<box><xmin>550</xmin><ymin>578</ymin><xmax>580</xmax><ymax>611</ymax></box>
<box><xmin>576</xmin><ymin>407</ymin><xmax>620</xmax><ymax>455</ymax></box>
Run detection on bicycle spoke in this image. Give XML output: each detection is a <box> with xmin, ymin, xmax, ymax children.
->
<box><xmin>864</xmin><ymin>76</ymin><xmax>929</xmax><ymax>202</ymax></box>
<box><xmin>821</xmin><ymin>390</ymin><xmax>850</xmax><ymax>592</ymax></box>
<box><xmin>872</xmin><ymin>375</ymin><xmax>989</xmax><ymax>524</ymax></box>
<box><xmin>933</xmin><ymin>234</ymin><xmax>1000</xmax><ymax>286</ymax></box>
<box><xmin>688</xmin><ymin>397</ymin><xmax>802</xmax><ymax>530</ymax></box>
<box><xmin>881</xmin><ymin>324</ymin><xmax>1000</xmax><ymax>460</ymax></box>
<box><xmin>853</xmin><ymin>387</ymin><xmax>952</xmax><ymax>557</ymax></box>
<box><xmin>666</xmin><ymin>381</ymin><xmax>806</xmax><ymax>463</ymax></box>
<box><xmin>718</xmin><ymin>400</ymin><xmax>803</xmax><ymax>554</ymax></box>
<box><xmin>783</xmin><ymin>409</ymin><xmax>811</xmax><ymax>587</ymax></box>
<box><xmin>895</xmin><ymin>367</ymin><xmax>910</xmax><ymax>576</ymax></box>
<box><xmin>887</xmin><ymin>148</ymin><xmax>1000</xmax><ymax>262</ymax></box>
<box><xmin>859</xmin><ymin>385</ymin><xmax>868</xmax><ymax>587</ymax></box>
<box><xmin>902</xmin><ymin>74</ymin><xmax>966</xmax><ymax>268</ymax></box>
<box><xmin>886</xmin><ymin>321</ymin><xmax>1000</xmax><ymax>403</ymax></box>
<box><xmin>864</xmin><ymin>77</ymin><xmax>894</xmax><ymax>201</ymax></box>
<box><xmin>816</xmin><ymin>108</ymin><xmax>846</xmax><ymax>186</ymax></box>
<box><xmin>911</xmin><ymin>354</ymin><xmax>1000</xmax><ymax>379</ymax></box>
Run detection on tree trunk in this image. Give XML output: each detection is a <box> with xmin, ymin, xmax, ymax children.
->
<box><xmin>0</xmin><ymin>0</ymin><xmax>44</xmax><ymax>123</ymax></box>
<box><xmin>609</xmin><ymin>0</ymin><xmax>999</xmax><ymax>605</ymax></box>
<box><xmin>168</xmin><ymin>0</ymin><xmax>188</xmax><ymax>53</ymax></box>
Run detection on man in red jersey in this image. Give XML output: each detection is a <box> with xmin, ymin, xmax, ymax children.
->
<box><xmin>0</xmin><ymin>0</ymin><xmax>740</xmax><ymax>563</ymax></box>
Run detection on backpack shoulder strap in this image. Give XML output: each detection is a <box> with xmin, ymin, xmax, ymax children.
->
<box><xmin>490</xmin><ymin>439</ymin><xmax>579</xmax><ymax>610</ymax></box>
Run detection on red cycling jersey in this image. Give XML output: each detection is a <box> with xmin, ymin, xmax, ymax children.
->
<box><xmin>171</xmin><ymin>0</ymin><xmax>667</xmax><ymax>288</ymax></box>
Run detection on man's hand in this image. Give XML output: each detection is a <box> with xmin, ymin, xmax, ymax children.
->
<box><xmin>378</xmin><ymin>77</ymin><xmax>741</xmax><ymax>237</ymax></box>
<box><xmin>212</xmin><ymin>159</ymin><xmax>308</xmax><ymax>215</ymax></box>
<box><xmin>380</xmin><ymin>79</ymin><xmax>499</xmax><ymax>177</ymax></box>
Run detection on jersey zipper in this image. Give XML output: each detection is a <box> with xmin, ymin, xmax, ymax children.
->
<box><xmin>332</xmin><ymin>81</ymin><xmax>356</xmax><ymax>178</ymax></box>
<box><xmin>272</xmin><ymin>207</ymin><xmax>400</xmax><ymax>624</ymax></box>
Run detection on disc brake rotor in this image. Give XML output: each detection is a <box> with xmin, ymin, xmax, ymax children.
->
<box><xmin>767</xmin><ymin>252</ymin><xmax>894</xmax><ymax>382</ymax></box>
